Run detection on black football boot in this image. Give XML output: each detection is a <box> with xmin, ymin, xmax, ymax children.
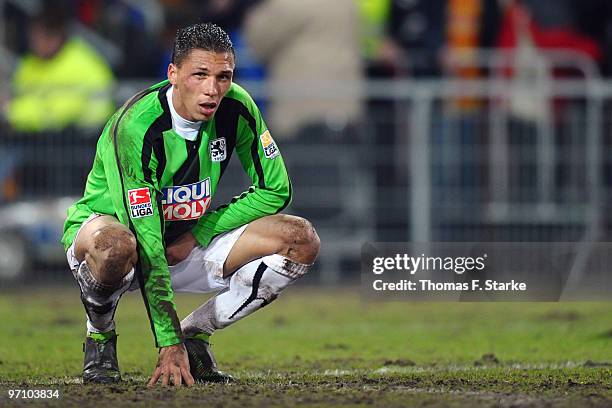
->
<box><xmin>82</xmin><ymin>332</ymin><xmax>121</xmax><ymax>384</ymax></box>
<box><xmin>184</xmin><ymin>337</ymin><xmax>234</xmax><ymax>383</ymax></box>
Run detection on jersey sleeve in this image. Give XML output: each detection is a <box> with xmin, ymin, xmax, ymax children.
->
<box><xmin>192</xmin><ymin>93</ymin><xmax>292</xmax><ymax>247</ymax></box>
<box><xmin>103</xmin><ymin>110</ymin><xmax>183</xmax><ymax>348</ymax></box>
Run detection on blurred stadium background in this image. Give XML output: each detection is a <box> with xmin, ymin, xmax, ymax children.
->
<box><xmin>1</xmin><ymin>0</ymin><xmax>612</xmax><ymax>286</ymax></box>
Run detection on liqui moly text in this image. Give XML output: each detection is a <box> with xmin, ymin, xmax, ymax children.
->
<box><xmin>161</xmin><ymin>178</ymin><xmax>211</xmax><ymax>221</ymax></box>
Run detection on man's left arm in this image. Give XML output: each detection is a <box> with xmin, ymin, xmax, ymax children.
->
<box><xmin>191</xmin><ymin>95</ymin><xmax>291</xmax><ymax>247</ymax></box>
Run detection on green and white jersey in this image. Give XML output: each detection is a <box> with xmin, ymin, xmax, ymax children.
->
<box><xmin>62</xmin><ymin>80</ymin><xmax>292</xmax><ymax>347</ymax></box>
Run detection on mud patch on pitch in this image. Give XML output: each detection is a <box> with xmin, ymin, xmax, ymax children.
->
<box><xmin>599</xmin><ymin>328</ymin><xmax>612</xmax><ymax>338</ymax></box>
<box><xmin>321</xmin><ymin>343</ymin><xmax>349</xmax><ymax>351</ymax></box>
<box><xmin>473</xmin><ymin>353</ymin><xmax>500</xmax><ymax>366</ymax></box>
<box><xmin>3</xmin><ymin>365</ymin><xmax>611</xmax><ymax>408</ymax></box>
<box><xmin>383</xmin><ymin>359</ymin><xmax>416</xmax><ymax>367</ymax></box>
<box><xmin>583</xmin><ymin>360</ymin><xmax>612</xmax><ymax>367</ymax></box>
<box><xmin>539</xmin><ymin>311</ymin><xmax>582</xmax><ymax>321</ymax></box>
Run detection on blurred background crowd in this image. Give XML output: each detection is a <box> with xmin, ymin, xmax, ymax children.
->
<box><xmin>0</xmin><ymin>0</ymin><xmax>611</xmax><ymax>284</ymax></box>
<box><xmin>3</xmin><ymin>0</ymin><xmax>612</xmax><ymax>133</ymax></box>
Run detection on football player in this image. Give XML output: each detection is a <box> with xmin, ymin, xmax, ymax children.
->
<box><xmin>62</xmin><ymin>23</ymin><xmax>320</xmax><ymax>387</ymax></box>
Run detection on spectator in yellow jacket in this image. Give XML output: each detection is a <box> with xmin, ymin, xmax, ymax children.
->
<box><xmin>6</xmin><ymin>6</ymin><xmax>115</xmax><ymax>132</ymax></box>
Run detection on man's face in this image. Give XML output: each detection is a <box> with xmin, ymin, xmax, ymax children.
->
<box><xmin>168</xmin><ymin>49</ymin><xmax>234</xmax><ymax>122</ymax></box>
<box><xmin>30</xmin><ymin>25</ymin><xmax>65</xmax><ymax>59</ymax></box>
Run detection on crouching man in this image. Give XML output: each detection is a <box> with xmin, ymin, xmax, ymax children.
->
<box><xmin>61</xmin><ymin>23</ymin><xmax>320</xmax><ymax>386</ymax></box>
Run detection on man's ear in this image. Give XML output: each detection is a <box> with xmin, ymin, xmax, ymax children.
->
<box><xmin>167</xmin><ymin>63</ymin><xmax>177</xmax><ymax>85</ymax></box>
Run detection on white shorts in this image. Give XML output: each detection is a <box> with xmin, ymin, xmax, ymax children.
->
<box><xmin>66</xmin><ymin>214</ymin><xmax>249</xmax><ymax>294</ymax></box>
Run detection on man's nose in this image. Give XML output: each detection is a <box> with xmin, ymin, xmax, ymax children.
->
<box><xmin>202</xmin><ymin>77</ymin><xmax>218</xmax><ymax>96</ymax></box>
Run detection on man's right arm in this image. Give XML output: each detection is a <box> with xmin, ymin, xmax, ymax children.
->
<box><xmin>104</xmin><ymin>114</ymin><xmax>195</xmax><ymax>385</ymax></box>
<box><xmin>100</xmin><ymin>114</ymin><xmax>183</xmax><ymax>348</ymax></box>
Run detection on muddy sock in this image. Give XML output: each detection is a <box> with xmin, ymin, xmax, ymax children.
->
<box><xmin>74</xmin><ymin>261</ymin><xmax>133</xmax><ymax>334</ymax></box>
<box><xmin>181</xmin><ymin>255</ymin><xmax>311</xmax><ymax>337</ymax></box>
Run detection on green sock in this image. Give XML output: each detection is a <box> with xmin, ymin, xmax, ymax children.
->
<box><xmin>189</xmin><ymin>332</ymin><xmax>211</xmax><ymax>343</ymax></box>
<box><xmin>87</xmin><ymin>330</ymin><xmax>116</xmax><ymax>343</ymax></box>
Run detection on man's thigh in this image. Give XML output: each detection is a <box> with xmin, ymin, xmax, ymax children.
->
<box><xmin>168</xmin><ymin>224</ymin><xmax>248</xmax><ymax>293</ymax></box>
<box><xmin>70</xmin><ymin>216</ymin><xmax>272</xmax><ymax>291</ymax></box>
<box><xmin>223</xmin><ymin>214</ymin><xmax>300</xmax><ymax>276</ymax></box>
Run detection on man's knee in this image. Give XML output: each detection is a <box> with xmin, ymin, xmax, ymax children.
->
<box><xmin>85</xmin><ymin>225</ymin><xmax>137</xmax><ymax>284</ymax></box>
<box><xmin>277</xmin><ymin>215</ymin><xmax>320</xmax><ymax>263</ymax></box>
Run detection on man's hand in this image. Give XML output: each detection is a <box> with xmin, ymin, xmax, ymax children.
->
<box><xmin>147</xmin><ymin>343</ymin><xmax>195</xmax><ymax>387</ymax></box>
<box><xmin>165</xmin><ymin>231</ymin><xmax>197</xmax><ymax>266</ymax></box>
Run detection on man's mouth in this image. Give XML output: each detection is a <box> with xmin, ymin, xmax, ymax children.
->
<box><xmin>199</xmin><ymin>102</ymin><xmax>217</xmax><ymax>116</ymax></box>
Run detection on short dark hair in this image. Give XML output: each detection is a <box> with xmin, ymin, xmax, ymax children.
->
<box><xmin>172</xmin><ymin>23</ymin><xmax>234</xmax><ymax>66</ymax></box>
<box><xmin>31</xmin><ymin>2</ymin><xmax>70</xmax><ymax>36</ymax></box>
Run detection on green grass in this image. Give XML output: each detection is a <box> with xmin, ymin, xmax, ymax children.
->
<box><xmin>0</xmin><ymin>286</ymin><xmax>610</xmax><ymax>407</ymax></box>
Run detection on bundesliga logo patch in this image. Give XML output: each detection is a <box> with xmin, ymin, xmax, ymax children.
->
<box><xmin>162</xmin><ymin>178</ymin><xmax>212</xmax><ymax>221</ymax></box>
<box><xmin>128</xmin><ymin>187</ymin><xmax>153</xmax><ymax>218</ymax></box>
<box><xmin>210</xmin><ymin>137</ymin><xmax>227</xmax><ymax>162</ymax></box>
<box><xmin>260</xmin><ymin>130</ymin><xmax>279</xmax><ymax>159</ymax></box>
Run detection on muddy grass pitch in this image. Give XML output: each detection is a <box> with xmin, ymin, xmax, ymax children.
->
<box><xmin>0</xmin><ymin>287</ymin><xmax>610</xmax><ymax>407</ymax></box>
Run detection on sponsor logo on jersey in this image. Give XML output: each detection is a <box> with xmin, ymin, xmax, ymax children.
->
<box><xmin>210</xmin><ymin>137</ymin><xmax>227</xmax><ymax>162</ymax></box>
<box><xmin>128</xmin><ymin>187</ymin><xmax>153</xmax><ymax>218</ymax></box>
<box><xmin>260</xmin><ymin>130</ymin><xmax>279</xmax><ymax>159</ymax></box>
<box><xmin>161</xmin><ymin>178</ymin><xmax>211</xmax><ymax>221</ymax></box>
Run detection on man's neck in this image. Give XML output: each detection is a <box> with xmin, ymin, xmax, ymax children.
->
<box><xmin>171</xmin><ymin>86</ymin><xmax>194</xmax><ymax>122</ymax></box>
<box><xmin>167</xmin><ymin>86</ymin><xmax>201</xmax><ymax>141</ymax></box>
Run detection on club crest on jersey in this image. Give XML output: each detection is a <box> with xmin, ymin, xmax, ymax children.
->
<box><xmin>161</xmin><ymin>178</ymin><xmax>211</xmax><ymax>221</ymax></box>
<box><xmin>260</xmin><ymin>130</ymin><xmax>279</xmax><ymax>159</ymax></box>
<box><xmin>210</xmin><ymin>137</ymin><xmax>227</xmax><ymax>162</ymax></box>
<box><xmin>128</xmin><ymin>187</ymin><xmax>153</xmax><ymax>218</ymax></box>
